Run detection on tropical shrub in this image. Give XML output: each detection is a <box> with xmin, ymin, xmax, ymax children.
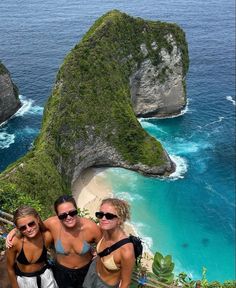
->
<box><xmin>152</xmin><ymin>251</ymin><xmax>174</xmax><ymax>284</ymax></box>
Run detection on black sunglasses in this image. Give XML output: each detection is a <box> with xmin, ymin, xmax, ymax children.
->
<box><xmin>58</xmin><ymin>209</ymin><xmax>78</xmax><ymax>220</ymax></box>
<box><xmin>95</xmin><ymin>212</ymin><xmax>118</xmax><ymax>220</ymax></box>
<box><xmin>18</xmin><ymin>221</ymin><xmax>36</xmax><ymax>232</ymax></box>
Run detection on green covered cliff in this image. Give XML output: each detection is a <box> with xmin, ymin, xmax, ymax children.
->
<box><xmin>0</xmin><ymin>10</ymin><xmax>189</xmax><ymax>216</ymax></box>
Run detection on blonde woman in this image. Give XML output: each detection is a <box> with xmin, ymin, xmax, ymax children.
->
<box><xmin>83</xmin><ymin>198</ymin><xmax>135</xmax><ymax>288</ymax></box>
<box><xmin>6</xmin><ymin>205</ymin><xmax>58</xmax><ymax>288</ymax></box>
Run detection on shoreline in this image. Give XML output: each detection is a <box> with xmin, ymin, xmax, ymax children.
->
<box><xmin>72</xmin><ymin>167</ymin><xmax>153</xmax><ymax>271</ymax></box>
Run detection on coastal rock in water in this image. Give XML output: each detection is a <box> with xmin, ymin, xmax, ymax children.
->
<box><xmin>0</xmin><ymin>10</ymin><xmax>189</xmax><ymax>214</ymax></box>
<box><xmin>0</xmin><ymin>62</ymin><xmax>21</xmax><ymax>124</ymax></box>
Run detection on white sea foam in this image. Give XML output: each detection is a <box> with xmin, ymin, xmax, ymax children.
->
<box><xmin>226</xmin><ymin>96</ymin><xmax>236</xmax><ymax>106</ymax></box>
<box><xmin>168</xmin><ymin>155</ymin><xmax>188</xmax><ymax>180</ymax></box>
<box><xmin>115</xmin><ymin>191</ymin><xmax>143</xmax><ymax>202</ymax></box>
<box><xmin>172</xmin><ymin>139</ymin><xmax>212</xmax><ymax>154</ymax></box>
<box><xmin>15</xmin><ymin>95</ymin><xmax>34</xmax><ymax>116</ymax></box>
<box><xmin>21</xmin><ymin>126</ymin><xmax>39</xmax><ymax>135</ymax></box>
<box><xmin>139</xmin><ymin>119</ymin><xmax>168</xmax><ymax>135</ymax></box>
<box><xmin>0</xmin><ymin>131</ymin><xmax>15</xmax><ymax>149</ymax></box>
<box><xmin>200</xmin><ymin>116</ymin><xmax>224</xmax><ymax>129</ymax></box>
<box><xmin>28</xmin><ymin>105</ymin><xmax>44</xmax><ymax>115</ymax></box>
<box><xmin>0</xmin><ymin>95</ymin><xmax>44</xmax><ymax>128</ymax></box>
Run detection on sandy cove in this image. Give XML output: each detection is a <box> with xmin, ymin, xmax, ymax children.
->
<box><xmin>72</xmin><ymin>167</ymin><xmax>153</xmax><ymax>271</ymax></box>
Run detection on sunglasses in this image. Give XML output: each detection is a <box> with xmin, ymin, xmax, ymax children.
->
<box><xmin>95</xmin><ymin>212</ymin><xmax>118</xmax><ymax>220</ymax></box>
<box><xmin>18</xmin><ymin>221</ymin><xmax>36</xmax><ymax>232</ymax></box>
<box><xmin>58</xmin><ymin>209</ymin><xmax>78</xmax><ymax>220</ymax></box>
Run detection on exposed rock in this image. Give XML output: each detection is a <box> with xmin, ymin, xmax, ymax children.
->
<box><xmin>130</xmin><ymin>34</ymin><xmax>187</xmax><ymax>117</ymax></box>
<box><xmin>0</xmin><ymin>62</ymin><xmax>21</xmax><ymax>124</ymax></box>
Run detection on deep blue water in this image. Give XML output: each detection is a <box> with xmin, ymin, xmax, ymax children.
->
<box><xmin>0</xmin><ymin>0</ymin><xmax>235</xmax><ymax>281</ymax></box>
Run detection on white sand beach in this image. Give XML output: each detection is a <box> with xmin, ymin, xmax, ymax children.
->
<box><xmin>72</xmin><ymin>167</ymin><xmax>153</xmax><ymax>271</ymax></box>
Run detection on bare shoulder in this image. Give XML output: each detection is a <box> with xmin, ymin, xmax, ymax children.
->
<box><xmin>80</xmin><ymin>217</ymin><xmax>98</xmax><ymax>229</ymax></box>
<box><xmin>121</xmin><ymin>242</ymin><xmax>135</xmax><ymax>259</ymax></box>
<box><xmin>44</xmin><ymin>216</ymin><xmax>59</xmax><ymax>229</ymax></box>
<box><xmin>79</xmin><ymin>217</ymin><xmax>102</xmax><ymax>242</ymax></box>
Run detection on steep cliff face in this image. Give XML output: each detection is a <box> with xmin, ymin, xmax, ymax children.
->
<box><xmin>0</xmin><ymin>62</ymin><xmax>21</xmax><ymax>124</ymax></box>
<box><xmin>130</xmin><ymin>34</ymin><xmax>187</xmax><ymax>117</ymax></box>
<box><xmin>0</xmin><ymin>10</ymin><xmax>189</xmax><ymax>215</ymax></box>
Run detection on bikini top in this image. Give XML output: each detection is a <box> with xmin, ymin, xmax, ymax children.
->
<box><xmin>97</xmin><ymin>238</ymin><xmax>120</xmax><ymax>271</ymax></box>
<box><xmin>55</xmin><ymin>227</ymin><xmax>91</xmax><ymax>256</ymax></box>
<box><xmin>16</xmin><ymin>237</ymin><xmax>47</xmax><ymax>265</ymax></box>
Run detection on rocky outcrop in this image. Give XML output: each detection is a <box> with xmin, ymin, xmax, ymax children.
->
<box><xmin>130</xmin><ymin>34</ymin><xmax>187</xmax><ymax>117</ymax></box>
<box><xmin>0</xmin><ymin>62</ymin><xmax>21</xmax><ymax>124</ymax></box>
<box><xmin>0</xmin><ymin>10</ymin><xmax>189</xmax><ymax>215</ymax></box>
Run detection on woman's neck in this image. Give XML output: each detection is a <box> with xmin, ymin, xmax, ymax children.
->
<box><xmin>103</xmin><ymin>227</ymin><xmax>125</xmax><ymax>242</ymax></box>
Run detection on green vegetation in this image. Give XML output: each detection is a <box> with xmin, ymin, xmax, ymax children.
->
<box><xmin>152</xmin><ymin>252</ymin><xmax>175</xmax><ymax>284</ymax></box>
<box><xmin>131</xmin><ymin>252</ymin><xmax>235</xmax><ymax>287</ymax></box>
<box><xmin>0</xmin><ymin>10</ymin><xmax>188</xmax><ymax>217</ymax></box>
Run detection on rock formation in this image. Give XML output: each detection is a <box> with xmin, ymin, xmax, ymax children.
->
<box><xmin>130</xmin><ymin>34</ymin><xmax>187</xmax><ymax>117</ymax></box>
<box><xmin>0</xmin><ymin>10</ymin><xmax>189</xmax><ymax>216</ymax></box>
<box><xmin>0</xmin><ymin>62</ymin><xmax>21</xmax><ymax>124</ymax></box>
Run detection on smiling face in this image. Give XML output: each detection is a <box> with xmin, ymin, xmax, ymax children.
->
<box><xmin>98</xmin><ymin>203</ymin><xmax>120</xmax><ymax>231</ymax></box>
<box><xmin>16</xmin><ymin>215</ymin><xmax>40</xmax><ymax>238</ymax></box>
<box><xmin>57</xmin><ymin>201</ymin><xmax>78</xmax><ymax>228</ymax></box>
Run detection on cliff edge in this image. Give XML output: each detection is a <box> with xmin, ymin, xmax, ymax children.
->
<box><xmin>0</xmin><ymin>10</ymin><xmax>189</xmax><ymax>216</ymax></box>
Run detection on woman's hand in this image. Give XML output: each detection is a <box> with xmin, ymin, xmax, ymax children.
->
<box><xmin>5</xmin><ymin>228</ymin><xmax>17</xmax><ymax>249</ymax></box>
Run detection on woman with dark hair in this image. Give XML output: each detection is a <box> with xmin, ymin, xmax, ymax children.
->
<box><xmin>45</xmin><ymin>194</ymin><xmax>102</xmax><ymax>288</ymax></box>
<box><xmin>6</xmin><ymin>205</ymin><xmax>58</xmax><ymax>288</ymax></box>
<box><xmin>7</xmin><ymin>195</ymin><xmax>102</xmax><ymax>288</ymax></box>
<box><xmin>83</xmin><ymin>198</ymin><xmax>135</xmax><ymax>288</ymax></box>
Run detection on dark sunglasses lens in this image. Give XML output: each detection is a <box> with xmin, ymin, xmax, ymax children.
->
<box><xmin>69</xmin><ymin>210</ymin><xmax>78</xmax><ymax>217</ymax></box>
<box><xmin>105</xmin><ymin>213</ymin><xmax>117</xmax><ymax>220</ymax></box>
<box><xmin>95</xmin><ymin>212</ymin><xmax>103</xmax><ymax>219</ymax></box>
<box><xmin>19</xmin><ymin>225</ymin><xmax>27</xmax><ymax>232</ymax></box>
<box><xmin>58</xmin><ymin>210</ymin><xmax>78</xmax><ymax>220</ymax></box>
<box><xmin>58</xmin><ymin>213</ymin><xmax>67</xmax><ymax>220</ymax></box>
<box><xmin>28</xmin><ymin>221</ymin><xmax>36</xmax><ymax>227</ymax></box>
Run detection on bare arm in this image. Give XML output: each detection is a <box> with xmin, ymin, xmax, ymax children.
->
<box><xmin>5</xmin><ymin>228</ymin><xmax>17</xmax><ymax>248</ymax></box>
<box><xmin>119</xmin><ymin>244</ymin><xmax>135</xmax><ymax>288</ymax></box>
<box><xmin>6</xmin><ymin>243</ymin><xmax>19</xmax><ymax>288</ymax></box>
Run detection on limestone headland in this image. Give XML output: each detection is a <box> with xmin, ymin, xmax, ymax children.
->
<box><xmin>0</xmin><ymin>10</ymin><xmax>189</xmax><ymax>216</ymax></box>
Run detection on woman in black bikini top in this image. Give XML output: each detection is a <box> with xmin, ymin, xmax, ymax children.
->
<box><xmin>6</xmin><ymin>205</ymin><xmax>58</xmax><ymax>288</ymax></box>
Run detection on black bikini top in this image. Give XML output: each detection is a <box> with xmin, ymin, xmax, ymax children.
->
<box><xmin>16</xmin><ymin>236</ymin><xmax>48</xmax><ymax>265</ymax></box>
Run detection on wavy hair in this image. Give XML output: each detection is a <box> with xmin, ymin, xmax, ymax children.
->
<box><xmin>100</xmin><ymin>198</ymin><xmax>131</xmax><ymax>223</ymax></box>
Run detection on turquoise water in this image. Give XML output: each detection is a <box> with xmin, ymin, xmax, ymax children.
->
<box><xmin>0</xmin><ymin>0</ymin><xmax>235</xmax><ymax>281</ymax></box>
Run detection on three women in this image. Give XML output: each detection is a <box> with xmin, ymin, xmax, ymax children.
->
<box><xmin>7</xmin><ymin>196</ymin><xmax>136</xmax><ymax>288</ymax></box>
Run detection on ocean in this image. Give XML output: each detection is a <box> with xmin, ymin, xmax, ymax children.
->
<box><xmin>0</xmin><ymin>0</ymin><xmax>235</xmax><ymax>282</ymax></box>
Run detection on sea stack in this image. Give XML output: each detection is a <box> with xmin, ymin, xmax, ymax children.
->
<box><xmin>0</xmin><ymin>62</ymin><xmax>21</xmax><ymax>124</ymax></box>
